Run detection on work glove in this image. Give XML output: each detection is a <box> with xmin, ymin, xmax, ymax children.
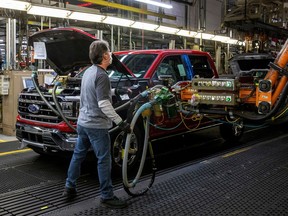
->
<box><xmin>115</xmin><ymin>87</ymin><xmax>131</xmax><ymax>96</ymax></box>
<box><xmin>118</xmin><ymin>121</ymin><xmax>131</xmax><ymax>133</ymax></box>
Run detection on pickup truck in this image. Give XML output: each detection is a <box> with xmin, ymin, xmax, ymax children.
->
<box><xmin>228</xmin><ymin>53</ymin><xmax>274</xmax><ymax>78</ymax></box>
<box><xmin>15</xmin><ymin>28</ymin><xmax>242</xmax><ymax>172</ymax></box>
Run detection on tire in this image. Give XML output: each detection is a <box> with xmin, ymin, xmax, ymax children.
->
<box><xmin>219</xmin><ymin>123</ymin><xmax>244</xmax><ymax>142</ymax></box>
<box><xmin>110</xmin><ymin>125</ymin><xmax>143</xmax><ymax>173</ymax></box>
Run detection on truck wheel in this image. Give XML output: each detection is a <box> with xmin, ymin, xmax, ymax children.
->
<box><xmin>111</xmin><ymin>125</ymin><xmax>143</xmax><ymax>173</ymax></box>
<box><xmin>219</xmin><ymin>123</ymin><xmax>244</xmax><ymax>142</ymax></box>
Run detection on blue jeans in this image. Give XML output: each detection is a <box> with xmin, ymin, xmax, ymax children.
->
<box><xmin>65</xmin><ymin>124</ymin><xmax>114</xmax><ymax>200</ymax></box>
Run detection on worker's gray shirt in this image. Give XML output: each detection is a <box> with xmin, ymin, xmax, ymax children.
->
<box><xmin>77</xmin><ymin>65</ymin><xmax>113</xmax><ymax>129</ymax></box>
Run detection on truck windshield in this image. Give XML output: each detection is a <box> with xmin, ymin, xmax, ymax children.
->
<box><xmin>237</xmin><ymin>59</ymin><xmax>273</xmax><ymax>71</ymax></box>
<box><xmin>108</xmin><ymin>53</ymin><xmax>157</xmax><ymax>78</ymax></box>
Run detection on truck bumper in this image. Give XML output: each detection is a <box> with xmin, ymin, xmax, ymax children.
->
<box><xmin>16</xmin><ymin>122</ymin><xmax>77</xmax><ymax>151</ymax></box>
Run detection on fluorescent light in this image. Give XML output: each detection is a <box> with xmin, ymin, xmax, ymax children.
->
<box><xmin>194</xmin><ymin>32</ymin><xmax>214</xmax><ymax>40</ymax></box>
<box><xmin>135</xmin><ymin>0</ymin><xmax>173</xmax><ymax>9</ymax></box>
<box><xmin>27</xmin><ymin>6</ymin><xmax>71</xmax><ymax>18</ymax></box>
<box><xmin>102</xmin><ymin>17</ymin><xmax>134</xmax><ymax>27</ymax></box>
<box><xmin>0</xmin><ymin>1</ymin><xmax>239</xmax><ymax>46</ymax></box>
<box><xmin>0</xmin><ymin>0</ymin><xmax>31</xmax><ymax>11</ymax></box>
<box><xmin>69</xmin><ymin>12</ymin><xmax>105</xmax><ymax>22</ymax></box>
<box><xmin>131</xmin><ymin>21</ymin><xmax>158</xmax><ymax>31</ymax></box>
<box><xmin>212</xmin><ymin>35</ymin><xmax>230</xmax><ymax>42</ymax></box>
<box><xmin>226</xmin><ymin>39</ymin><xmax>239</xmax><ymax>44</ymax></box>
<box><xmin>177</xmin><ymin>30</ymin><xmax>197</xmax><ymax>37</ymax></box>
<box><xmin>156</xmin><ymin>25</ymin><xmax>179</xmax><ymax>34</ymax></box>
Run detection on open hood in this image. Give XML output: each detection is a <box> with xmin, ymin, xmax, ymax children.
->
<box><xmin>28</xmin><ymin>27</ymin><xmax>133</xmax><ymax>76</ymax></box>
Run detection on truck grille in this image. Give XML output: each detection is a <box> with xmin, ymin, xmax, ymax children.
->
<box><xmin>16</xmin><ymin>124</ymin><xmax>58</xmax><ymax>146</ymax></box>
<box><xmin>22</xmin><ymin>131</ymin><xmax>56</xmax><ymax>145</ymax></box>
<box><xmin>22</xmin><ymin>131</ymin><xmax>43</xmax><ymax>143</ymax></box>
<box><xmin>18</xmin><ymin>93</ymin><xmax>63</xmax><ymax>124</ymax></box>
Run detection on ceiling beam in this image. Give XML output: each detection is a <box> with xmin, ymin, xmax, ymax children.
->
<box><xmin>81</xmin><ymin>0</ymin><xmax>176</xmax><ymax>20</ymax></box>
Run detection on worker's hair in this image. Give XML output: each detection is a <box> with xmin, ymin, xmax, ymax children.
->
<box><xmin>89</xmin><ymin>40</ymin><xmax>110</xmax><ymax>65</ymax></box>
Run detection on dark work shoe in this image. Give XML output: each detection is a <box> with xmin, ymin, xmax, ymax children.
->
<box><xmin>100</xmin><ymin>196</ymin><xmax>128</xmax><ymax>209</ymax></box>
<box><xmin>62</xmin><ymin>187</ymin><xmax>77</xmax><ymax>198</ymax></box>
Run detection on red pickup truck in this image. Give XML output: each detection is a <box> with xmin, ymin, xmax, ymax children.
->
<box><xmin>16</xmin><ymin>28</ymin><xmax>242</xmax><ymax>172</ymax></box>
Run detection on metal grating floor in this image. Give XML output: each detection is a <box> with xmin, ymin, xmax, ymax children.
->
<box><xmin>44</xmin><ymin>133</ymin><xmax>288</xmax><ymax>216</ymax></box>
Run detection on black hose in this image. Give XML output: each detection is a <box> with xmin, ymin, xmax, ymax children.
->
<box><xmin>108</xmin><ymin>94</ymin><xmax>143</xmax><ymax>134</ymax></box>
<box><xmin>52</xmin><ymin>83</ymin><xmax>77</xmax><ymax>132</ymax></box>
<box><xmin>31</xmin><ymin>72</ymin><xmax>61</xmax><ymax>117</ymax></box>
<box><xmin>32</xmin><ymin>72</ymin><xmax>76</xmax><ymax>131</ymax></box>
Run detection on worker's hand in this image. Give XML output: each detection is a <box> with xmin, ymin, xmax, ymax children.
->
<box><xmin>115</xmin><ymin>87</ymin><xmax>132</xmax><ymax>96</ymax></box>
<box><xmin>118</xmin><ymin>121</ymin><xmax>131</xmax><ymax>133</ymax></box>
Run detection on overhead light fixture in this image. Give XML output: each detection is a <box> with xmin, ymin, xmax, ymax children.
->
<box><xmin>102</xmin><ymin>17</ymin><xmax>134</xmax><ymax>27</ymax></box>
<box><xmin>226</xmin><ymin>39</ymin><xmax>239</xmax><ymax>44</ymax></box>
<box><xmin>131</xmin><ymin>21</ymin><xmax>158</xmax><ymax>31</ymax></box>
<box><xmin>212</xmin><ymin>35</ymin><xmax>230</xmax><ymax>43</ymax></box>
<box><xmin>194</xmin><ymin>32</ymin><xmax>214</xmax><ymax>40</ymax></box>
<box><xmin>0</xmin><ymin>1</ymin><xmax>239</xmax><ymax>46</ymax></box>
<box><xmin>135</xmin><ymin>0</ymin><xmax>173</xmax><ymax>9</ymax></box>
<box><xmin>69</xmin><ymin>12</ymin><xmax>105</xmax><ymax>22</ymax></box>
<box><xmin>155</xmin><ymin>25</ymin><xmax>179</xmax><ymax>34</ymax></box>
<box><xmin>27</xmin><ymin>6</ymin><xmax>71</xmax><ymax>18</ymax></box>
<box><xmin>177</xmin><ymin>30</ymin><xmax>197</xmax><ymax>37</ymax></box>
<box><xmin>0</xmin><ymin>0</ymin><xmax>31</xmax><ymax>11</ymax></box>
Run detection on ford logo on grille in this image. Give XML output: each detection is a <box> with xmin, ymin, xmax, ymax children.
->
<box><xmin>28</xmin><ymin>104</ymin><xmax>40</xmax><ymax>114</ymax></box>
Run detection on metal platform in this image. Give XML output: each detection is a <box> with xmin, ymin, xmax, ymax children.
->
<box><xmin>43</xmin><ymin>131</ymin><xmax>288</xmax><ymax>216</ymax></box>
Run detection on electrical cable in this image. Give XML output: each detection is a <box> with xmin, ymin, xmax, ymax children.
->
<box><xmin>149</xmin><ymin>119</ymin><xmax>183</xmax><ymax>131</ymax></box>
<box><xmin>180</xmin><ymin>112</ymin><xmax>201</xmax><ymax>131</ymax></box>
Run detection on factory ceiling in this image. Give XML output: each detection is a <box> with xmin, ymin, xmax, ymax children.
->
<box><xmin>224</xmin><ymin>0</ymin><xmax>288</xmax><ymax>38</ymax></box>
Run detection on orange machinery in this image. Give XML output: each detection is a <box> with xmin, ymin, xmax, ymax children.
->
<box><xmin>178</xmin><ymin>39</ymin><xmax>288</xmax><ymax>122</ymax></box>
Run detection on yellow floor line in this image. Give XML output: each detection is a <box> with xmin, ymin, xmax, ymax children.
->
<box><xmin>0</xmin><ymin>149</ymin><xmax>32</xmax><ymax>156</ymax></box>
<box><xmin>222</xmin><ymin>147</ymin><xmax>251</xmax><ymax>158</ymax></box>
<box><xmin>0</xmin><ymin>139</ymin><xmax>17</xmax><ymax>143</ymax></box>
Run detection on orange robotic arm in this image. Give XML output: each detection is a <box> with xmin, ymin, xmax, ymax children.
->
<box><xmin>187</xmin><ymin>39</ymin><xmax>288</xmax><ymax>122</ymax></box>
<box><xmin>257</xmin><ymin>39</ymin><xmax>288</xmax><ymax>113</ymax></box>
